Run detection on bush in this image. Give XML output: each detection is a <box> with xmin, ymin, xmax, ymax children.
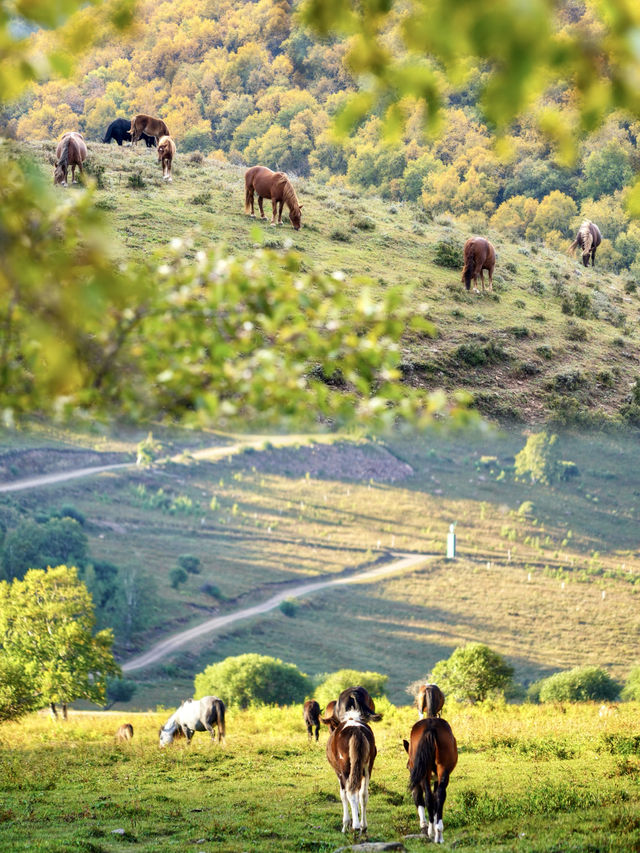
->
<box><xmin>105</xmin><ymin>678</ymin><xmax>137</xmax><ymax>709</ymax></box>
<box><xmin>178</xmin><ymin>554</ymin><xmax>201</xmax><ymax>574</ymax></box>
<box><xmin>279</xmin><ymin>599</ymin><xmax>297</xmax><ymax>617</ymax></box>
<box><xmin>431</xmin><ymin>643</ymin><xmax>514</xmax><ymax>703</ymax></box>
<box><xmin>621</xmin><ymin>665</ymin><xmax>640</xmax><ymax>701</ymax></box>
<box><xmin>433</xmin><ymin>240</ymin><xmax>463</xmax><ymax>268</ymax></box>
<box><xmin>536</xmin><ymin>666</ymin><xmax>621</xmax><ymax>703</ymax></box>
<box><xmin>194</xmin><ymin>653</ymin><xmax>312</xmax><ymax>708</ymax></box>
<box><xmin>169</xmin><ymin>566</ymin><xmax>188</xmax><ymax>589</ymax></box>
<box><xmin>314</xmin><ymin>669</ymin><xmax>388</xmax><ymax>708</ymax></box>
<box><xmin>127</xmin><ymin>171</ymin><xmax>146</xmax><ymax>189</ymax></box>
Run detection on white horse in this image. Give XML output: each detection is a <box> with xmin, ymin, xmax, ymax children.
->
<box><xmin>159</xmin><ymin>695</ymin><xmax>225</xmax><ymax>746</ymax></box>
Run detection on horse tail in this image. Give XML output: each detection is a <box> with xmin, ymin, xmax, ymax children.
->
<box><xmin>425</xmin><ymin>686</ymin><xmax>443</xmax><ymax>718</ymax></box>
<box><xmin>409</xmin><ymin>729</ymin><xmax>435</xmax><ymax>792</ymax></box>
<box><xmin>568</xmin><ymin>237</ymin><xmax>578</xmax><ymax>255</ymax></box>
<box><xmin>103</xmin><ymin>125</ymin><xmax>112</xmax><ymax>143</ymax></box>
<box><xmin>214</xmin><ymin>698</ymin><xmax>226</xmax><ymax>741</ymax></box>
<box><xmin>245</xmin><ymin>172</ymin><xmax>254</xmax><ymax>214</ymax></box>
<box><xmin>347</xmin><ymin>729</ymin><xmax>369</xmax><ymax>794</ymax></box>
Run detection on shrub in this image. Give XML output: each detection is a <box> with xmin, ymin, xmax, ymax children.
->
<box><xmin>537</xmin><ymin>666</ymin><xmax>621</xmax><ymax>703</ymax></box>
<box><xmin>178</xmin><ymin>554</ymin><xmax>201</xmax><ymax>574</ymax></box>
<box><xmin>433</xmin><ymin>240</ymin><xmax>463</xmax><ymax>268</ymax></box>
<box><xmin>431</xmin><ymin>643</ymin><xmax>514</xmax><ymax>703</ymax></box>
<box><xmin>105</xmin><ymin>678</ymin><xmax>137</xmax><ymax>709</ymax></box>
<box><xmin>200</xmin><ymin>583</ymin><xmax>222</xmax><ymax>599</ymax></box>
<box><xmin>330</xmin><ymin>228</ymin><xmax>351</xmax><ymax>242</ymax></box>
<box><xmin>169</xmin><ymin>566</ymin><xmax>188</xmax><ymax>589</ymax></box>
<box><xmin>279</xmin><ymin>599</ymin><xmax>297</xmax><ymax>617</ymax></box>
<box><xmin>127</xmin><ymin>171</ymin><xmax>146</xmax><ymax>189</ymax></box>
<box><xmin>621</xmin><ymin>665</ymin><xmax>640</xmax><ymax>701</ymax></box>
<box><xmin>194</xmin><ymin>653</ymin><xmax>312</xmax><ymax>708</ymax></box>
<box><xmin>314</xmin><ymin>669</ymin><xmax>388</xmax><ymax>708</ymax></box>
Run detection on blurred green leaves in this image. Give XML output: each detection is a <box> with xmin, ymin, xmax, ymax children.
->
<box><xmin>302</xmin><ymin>0</ymin><xmax>640</xmax><ymax>148</ymax></box>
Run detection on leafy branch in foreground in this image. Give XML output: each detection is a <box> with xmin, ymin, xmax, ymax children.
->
<box><xmin>0</xmin><ymin>153</ymin><xmax>474</xmax><ymax>430</ymax></box>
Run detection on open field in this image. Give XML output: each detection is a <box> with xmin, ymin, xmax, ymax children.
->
<box><xmin>1</xmin><ymin>425</ymin><xmax>639</xmax><ymax>709</ymax></box>
<box><xmin>0</xmin><ymin>703</ymin><xmax>638</xmax><ymax>852</ymax></box>
<box><xmin>19</xmin><ymin>139</ymin><xmax>640</xmax><ymax>427</ymax></box>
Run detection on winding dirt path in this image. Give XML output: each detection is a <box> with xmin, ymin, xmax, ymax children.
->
<box><xmin>0</xmin><ymin>463</ymin><xmax>134</xmax><ymax>493</ymax></box>
<box><xmin>121</xmin><ymin>553</ymin><xmax>432</xmax><ymax>672</ymax></box>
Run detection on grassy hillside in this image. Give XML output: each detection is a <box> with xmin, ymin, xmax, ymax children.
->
<box><xmin>2</xmin><ymin>422</ymin><xmax>638</xmax><ymax>708</ymax></box>
<box><xmin>0</xmin><ymin>703</ymin><xmax>638</xmax><ymax>852</ymax></box>
<box><xmin>25</xmin><ymin>138</ymin><xmax>640</xmax><ymax>427</ymax></box>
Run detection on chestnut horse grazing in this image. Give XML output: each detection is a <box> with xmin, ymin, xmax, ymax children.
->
<box><xmin>244</xmin><ymin>165</ymin><xmax>302</xmax><ymax>230</ymax></box>
<box><xmin>326</xmin><ymin>710</ymin><xmax>377</xmax><ymax>834</ymax></box>
<box><xmin>303</xmin><ymin>699</ymin><xmax>321</xmax><ymax>741</ymax></box>
<box><xmin>130</xmin><ymin>114</ymin><xmax>169</xmax><ymax>146</ymax></box>
<box><xmin>417</xmin><ymin>684</ymin><xmax>445</xmax><ymax>719</ymax></box>
<box><xmin>569</xmin><ymin>220</ymin><xmax>601</xmax><ymax>267</ymax></box>
<box><xmin>462</xmin><ymin>236</ymin><xmax>495</xmax><ymax>292</ymax></box>
<box><xmin>116</xmin><ymin>723</ymin><xmax>134</xmax><ymax>742</ymax></box>
<box><xmin>54</xmin><ymin>132</ymin><xmax>87</xmax><ymax>186</ymax></box>
<box><xmin>157</xmin><ymin>135</ymin><xmax>176</xmax><ymax>182</ymax></box>
<box><xmin>404</xmin><ymin>717</ymin><xmax>458</xmax><ymax>844</ymax></box>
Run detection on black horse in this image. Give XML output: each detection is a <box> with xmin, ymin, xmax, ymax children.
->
<box><xmin>103</xmin><ymin>118</ymin><xmax>156</xmax><ymax>147</ymax></box>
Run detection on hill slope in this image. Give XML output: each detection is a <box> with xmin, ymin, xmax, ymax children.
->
<box><xmin>25</xmin><ymin>138</ymin><xmax>640</xmax><ymax>427</ymax></box>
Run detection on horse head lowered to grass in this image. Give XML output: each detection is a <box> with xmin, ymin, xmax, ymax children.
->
<box><xmin>159</xmin><ymin>696</ymin><xmax>225</xmax><ymax>746</ymax></box>
<box><xmin>569</xmin><ymin>220</ymin><xmax>602</xmax><ymax>267</ymax></box>
<box><xmin>244</xmin><ymin>165</ymin><xmax>302</xmax><ymax>230</ymax></box>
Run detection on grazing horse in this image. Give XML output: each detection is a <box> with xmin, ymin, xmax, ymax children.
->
<box><xmin>403</xmin><ymin>717</ymin><xmax>458</xmax><ymax>844</ymax></box>
<box><xmin>157</xmin><ymin>135</ymin><xmax>176</xmax><ymax>182</ymax></box>
<box><xmin>417</xmin><ymin>684</ymin><xmax>445</xmax><ymax>719</ymax></box>
<box><xmin>244</xmin><ymin>165</ymin><xmax>303</xmax><ymax>230</ymax></box>
<box><xmin>54</xmin><ymin>131</ymin><xmax>87</xmax><ymax>186</ymax></box>
<box><xmin>326</xmin><ymin>710</ymin><xmax>377</xmax><ymax>834</ymax></box>
<box><xmin>159</xmin><ymin>696</ymin><xmax>225</xmax><ymax>746</ymax></box>
<box><xmin>116</xmin><ymin>723</ymin><xmax>134</xmax><ymax>742</ymax></box>
<box><xmin>569</xmin><ymin>220</ymin><xmax>602</xmax><ymax>267</ymax></box>
<box><xmin>303</xmin><ymin>699</ymin><xmax>322</xmax><ymax>741</ymax></box>
<box><xmin>103</xmin><ymin>118</ymin><xmax>155</xmax><ymax>147</ymax></box>
<box><xmin>130</xmin><ymin>113</ymin><xmax>170</xmax><ymax>146</ymax></box>
<box><xmin>461</xmin><ymin>236</ymin><xmax>495</xmax><ymax>292</ymax></box>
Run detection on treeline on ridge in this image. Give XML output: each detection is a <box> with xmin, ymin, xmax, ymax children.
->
<box><xmin>4</xmin><ymin>0</ymin><xmax>640</xmax><ymax>277</ymax></box>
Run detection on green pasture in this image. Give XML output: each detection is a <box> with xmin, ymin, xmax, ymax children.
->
<box><xmin>21</xmin><ymin>139</ymin><xmax>640</xmax><ymax>426</ymax></box>
<box><xmin>2</xmin><ymin>425</ymin><xmax>639</xmax><ymax>709</ymax></box>
<box><xmin>0</xmin><ymin>703</ymin><xmax>638</xmax><ymax>852</ymax></box>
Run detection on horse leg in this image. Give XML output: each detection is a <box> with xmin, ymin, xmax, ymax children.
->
<box><xmin>359</xmin><ymin>773</ymin><xmax>369</xmax><ymax>834</ymax></box>
<box><xmin>434</xmin><ymin>770</ymin><xmax>450</xmax><ymax>844</ymax></box>
<box><xmin>425</xmin><ymin>771</ymin><xmax>437</xmax><ymax>840</ymax></box>
<box><xmin>270</xmin><ymin>198</ymin><xmax>277</xmax><ymax>225</ymax></box>
<box><xmin>411</xmin><ymin>777</ymin><xmax>429</xmax><ymax>833</ymax></box>
<box><xmin>339</xmin><ymin>782</ymin><xmax>350</xmax><ymax>832</ymax></box>
<box><xmin>314</xmin><ymin>723</ymin><xmax>319</xmax><ymax>742</ymax></box>
<box><xmin>258</xmin><ymin>197</ymin><xmax>266</xmax><ymax>220</ymax></box>
<box><xmin>479</xmin><ymin>269</ymin><xmax>485</xmax><ymax>292</ymax></box>
<box><xmin>204</xmin><ymin>719</ymin><xmax>216</xmax><ymax>741</ymax></box>
<box><xmin>277</xmin><ymin>200</ymin><xmax>284</xmax><ymax>224</ymax></box>
<box><xmin>591</xmin><ymin>247</ymin><xmax>596</xmax><ymax>267</ymax></box>
<box><xmin>347</xmin><ymin>786</ymin><xmax>361</xmax><ymax>832</ymax></box>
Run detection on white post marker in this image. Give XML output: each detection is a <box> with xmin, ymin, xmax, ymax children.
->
<box><xmin>446</xmin><ymin>523</ymin><xmax>456</xmax><ymax>559</ymax></box>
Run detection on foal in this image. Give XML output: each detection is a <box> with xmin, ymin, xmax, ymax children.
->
<box><xmin>303</xmin><ymin>699</ymin><xmax>321</xmax><ymax>741</ymax></box>
<box><xmin>326</xmin><ymin>710</ymin><xmax>376</xmax><ymax>834</ymax></box>
<box><xmin>404</xmin><ymin>717</ymin><xmax>458</xmax><ymax>844</ymax></box>
<box><xmin>157</xmin><ymin>135</ymin><xmax>176</xmax><ymax>182</ymax></box>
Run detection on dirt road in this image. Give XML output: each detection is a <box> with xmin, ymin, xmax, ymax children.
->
<box><xmin>122</xmin><ymin>552</ymin><xmax>432</xmax><ymax>672</ymax></box>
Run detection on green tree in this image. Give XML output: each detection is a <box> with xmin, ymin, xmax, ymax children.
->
<box><xmin>169</xmin><ymin>566</ymin><xmax>188</xmax><ymax>589</ymax></box>
<box><xmin>0</xmin><ymin>565</ymin><xmax>120</xmax><ymax>719</ymax></box>
<box><xmin>314</xmin><ymin>669</ymin><xmax>388</xmax><ymax>708</ymax></box>
<box><xmin>2</xmin><ymin>517</ymin><xmax>88</xmax><ymax>582</ymax></box>
<box><xmin>536</xmin><ymin>666</ymin><xmax>620</xmax><ymax>703</ymax></box>
<box><xmin>578</xmin><ymin>140</ymin><xmax>633</xmax><ymax>200</ymax></box>
<box><xmin>431</xmin><ymin>643</ymin><xmax>514</xmax><ymax>704</ymax></box>
<box><xmin>104</xmin><ymin>677</ymin><xmax>137</xmax><ymax>709</ymax></box>
<box><xmin>194</xmin><ymin>653</ymin><xmax>312</xmax><ymax>708</ymax></box>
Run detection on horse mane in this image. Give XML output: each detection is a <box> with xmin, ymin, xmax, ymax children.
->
<box><xmin>280</xmin><ymin>174</ymin><xmax>300</xmax><ymax>214</ymax></box>
<box><xmin>57</xmin><ymin>137</ymin><xmax>70</xmax><ymax>169</ymax></box>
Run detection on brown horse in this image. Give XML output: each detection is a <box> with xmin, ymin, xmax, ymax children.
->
<box><xmin>461</xmin><ymin>236</ymin><xmax>495</xmax><ymax>292</ymax></box>
<box><xmin>417</xmin><ymin>684</ymin><xmax>445</xmax><ymax>719</ymax></box>
<box><xmin>54</xmin><ymin>132</ymin><xmax>87</xmax><ymax>186</ymax></box>
<box><xmin>157</xmin><ymin>135</ymin><xmax>176</xmax><ymax>182</ymax></box>
<box><xmin>115</xmin><ymin>723</ymin><xmax>134</xmax><ymax>742</ymax></box>
<box><xmin>130</xmin><ymin>114</ymin><xmax>170</xmax><ymax>146</ymax></box>
<box><xmin>404</xmin><ymin>717</ymin><xmax>458</xmax><ymax>844</ymax></box>
<box><xmin>244</xmin><ymin>165</ymin><xmax>302</xmax><ymax>230</ymax></box>
<box><xmin>569</xmin><ymin>220</ymin><xmax>602</xmax><ymax>267</ymax></box>
<box><xmin>303</xmin><ymin>699</ymin><xmax>322</xmax><ymax>741</ymax></box>
<box><xmin>323</xmin><ymin>686</ymin><xmax>381</xmax><ymax>730</ymax></box>
<box><xmin>326</xmin><ymin>710</ymin><xmax>377</xmax><ymax>834</ymax></box>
